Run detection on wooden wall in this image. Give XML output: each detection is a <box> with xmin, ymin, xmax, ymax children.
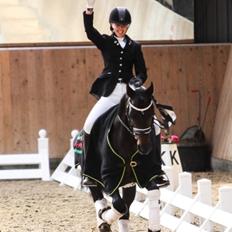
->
<box><xmin>143</xmin><ymin>44</ymin><xmax>229</xmax><ymax>146</ymax></box>
<box><xmin>0</xmin><ymin>44</ymin><xmax>230</xmax><ymax>159</ymax></box>
<box><xmin>213</xmin><ymin>46</ymin><xmax>232</xmax><ymax>161</ymax></box>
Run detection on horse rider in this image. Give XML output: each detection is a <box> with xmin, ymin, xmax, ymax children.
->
<box><xmin>82</xmin><ymin>0</ymin><xmax>169</xmax><ymax>187</ymax></box>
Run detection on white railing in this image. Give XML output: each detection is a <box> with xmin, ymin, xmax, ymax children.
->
<box><xmin>131</xmin><ymin>172</ymin><xmax>232</xmax><ymax>232</ymax></box>
<box><xmin>0</xmin><ymin>129</ymin><xmax>50</xmax><ymax>181</ymax></box>
<box><xmin>51</xmin><ymin>130</ymin><xmax>82</xmax><ymax>189</ymax></box>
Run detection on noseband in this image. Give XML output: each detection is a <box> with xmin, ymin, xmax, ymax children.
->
<box><xmin>117</xmin><ymin>98</ymin><xmax>154</xmax><ymax>136</ymax></box>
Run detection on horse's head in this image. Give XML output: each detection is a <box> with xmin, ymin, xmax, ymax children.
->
<box><xmin>126</xmin><ymin>83</ymin><xmax>155</xmax><ymax>155</ymax></box>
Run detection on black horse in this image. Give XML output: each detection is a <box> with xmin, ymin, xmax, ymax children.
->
<box><xmin>74</xmin><ymin>83</ymin><xmax>163</xmax><ymax>232</ymax></box>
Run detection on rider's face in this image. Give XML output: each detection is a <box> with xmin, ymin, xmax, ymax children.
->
<box><xmin>111</xmin><ymin>23</ymin><xmax>129</xmax><ymax>38</ymax></box>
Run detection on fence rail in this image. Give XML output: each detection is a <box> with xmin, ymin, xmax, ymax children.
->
<box><xmin>0</xmin><ymin>129</ymin><xmax>50</xmax><ymax>181</ymax></box>
<box><xmin>131</xmin><ymin>172</ymin><xmax>232</xmax><ymax>232</ymax></box>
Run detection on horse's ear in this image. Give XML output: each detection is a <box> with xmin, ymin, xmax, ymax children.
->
<box><xmin>147</xmin><ymin>82</ymin><xmax>154</xmax><ymax>96</ymax></box>
<box><xmin>127</xmin><ymin>84</ymin><xmax>135</xmax><ymax>98</ymax></box>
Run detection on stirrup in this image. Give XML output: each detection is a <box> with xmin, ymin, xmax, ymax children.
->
<box><xmin>153</xmin><ymin>174</ymin><xmax>170</xmax><ymax>188</ymax></box>
<box><xmin>82</xmin><ymin>176</ymin><xmax>97</xmax><ymax>187</ymax></box>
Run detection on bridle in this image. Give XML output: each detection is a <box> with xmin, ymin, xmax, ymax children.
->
<box><xmin>117</xmin><ymin>97</ymin><xmax>154</xmax><ymax>137</ymax></box>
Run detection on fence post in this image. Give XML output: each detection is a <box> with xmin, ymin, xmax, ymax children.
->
<box><xmin>198</xmin><ymin>178</ymin><xmax>212</xmax><ymax>230</ymax></box>
<box><xmin>38</xmin><ymin>129</ymin><xmax>50</xmax><ymax>181</ymax></box>
<box><xmin>198</xmin><ymin>178</ymin><xmax>212</xmax><ymax>205</ymax></box>
<box><xmin>179</xmin><ymin>172</ymin><xmax>192</xmax><ymax>197</ymax></box>
<box><xmin>219</xmin><ymin>186</ymin><xmax>232</xmax><ymax>213</ymax></box>
<box><xmin>179</xmin><ymin>172</ymin><xmax>192</xmax><ymax>223</ymax></box>
<box><xmin>163</xmin><ymin>165</ymin><xmax>175</xmax><ymax>191</ymax></box>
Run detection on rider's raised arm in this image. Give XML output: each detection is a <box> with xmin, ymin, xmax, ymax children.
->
<box><xmin>83</xmin><ymin>0</ymin><xmax>106</xmax><ymax>49</ymax></box>
<box><xmin>133</xmin><ymin>43</ymin><xmax>147</xmax><ymax>85</ymax></box>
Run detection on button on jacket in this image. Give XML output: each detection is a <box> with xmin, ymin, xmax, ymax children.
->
<box><xmin>83</xmin><ymin>11</ymin><xmax>147</xmax><ymax>99</ymax></box>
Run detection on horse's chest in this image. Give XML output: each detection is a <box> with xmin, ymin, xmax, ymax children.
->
<box><xmin>121</xmin><ymin>157</ymin><xmax>136</xmax><ymax>183</ymax></box>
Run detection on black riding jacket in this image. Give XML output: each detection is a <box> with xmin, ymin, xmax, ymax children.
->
<box><xmin>83</xmin><ymin>11</ymin><xmax>147</xmax><ymax>98</ymax></box>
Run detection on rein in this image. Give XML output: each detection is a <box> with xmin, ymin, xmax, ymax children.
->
<box><xmin>117</xmin><ymin>115</ymin><xmax>133</xmax><ymax>135</ymax></box>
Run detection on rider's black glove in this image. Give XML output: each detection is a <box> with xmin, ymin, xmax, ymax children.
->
<box><xmin>129</xmin><ymin>77</ymin><xmax>143</xmax><ymax>88</ymax></box>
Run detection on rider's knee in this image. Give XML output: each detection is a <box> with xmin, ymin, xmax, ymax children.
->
<box><xmin>83</xmin><ymin>121</ymin><xmax>92</xmax><ymax>134</ymax></box>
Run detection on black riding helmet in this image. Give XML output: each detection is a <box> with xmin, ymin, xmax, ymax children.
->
<box><xmin>109</xmin><ymin>7</ymin><xmax>131</xmax><ymax>30</ymax></box>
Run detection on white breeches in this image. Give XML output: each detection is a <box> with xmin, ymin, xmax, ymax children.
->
<box><xmin>83</xmin><ymin>83</ymin><xmax>127</xmax><ymax>134</ymax></box>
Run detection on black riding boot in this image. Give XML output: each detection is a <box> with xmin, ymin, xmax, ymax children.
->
<box><xmin>82</xmin><ymin>132</ymin><xmax>97</xmax><ymax>187</ymax></box>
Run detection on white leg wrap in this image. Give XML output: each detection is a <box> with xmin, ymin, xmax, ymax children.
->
<box><xmin>118</xmin><ymin>219</ymin><xmax>129</xmax><ymax>232</ymax></box>
<box><xmin>101</xmin><ymin>207</ymin><xmax>123</xmax><ymax>225</ymax></box>
<box><xmin>148</xmin><ymin>189</ymin><xmax>161</xmax><ymax>231</ymax></box>
<box><xmin>95</xmin><ymin>198</ymin><xmax>108</xmax><ymax>227</ymax></box>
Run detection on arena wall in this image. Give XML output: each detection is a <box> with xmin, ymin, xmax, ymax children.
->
<box><xmin>0</xmin><ymin>43</ymin><xmax>230</xmax><ymax>159</ymax></box>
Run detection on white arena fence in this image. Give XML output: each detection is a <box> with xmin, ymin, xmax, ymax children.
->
<box><xmin>52</xmin><ymin>130</ymin><xmax>232</xmax><ymax>232</ymax></box>
<box><xmin>0</xmin><ymin>129</ymin><xmax>50</xmax><ymax>181</ymax></box>
<box><xmin>131</xmin><ymin>172</ymin><xmax>232</xmax><ymax>232</ymax></box>
<box><xmin>51</xmin><ymin>130</ymin><xmax>82</xmax><ymax>189</ymax></box>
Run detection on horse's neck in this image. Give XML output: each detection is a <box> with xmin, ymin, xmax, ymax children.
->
<box><xmin>109</xmin><ymin>113</ymin><xmax>137</xmax><ymax>157</ymax></box>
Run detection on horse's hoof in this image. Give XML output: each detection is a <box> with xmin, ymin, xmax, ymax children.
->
<box><xmin>98</xmin><ymin>222</ymin><xmax>112</xmax><ymax>232</ymax></box>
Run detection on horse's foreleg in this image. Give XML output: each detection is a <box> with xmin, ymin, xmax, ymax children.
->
<box><xmin>89</xmin><ymin>187</ymin><xmax>111</xmax><ymax>231</ymax></box>
<box><xmin>100</xmin><ymin>190</ymin><xmax>127</xmax><ymax>225</ymax></box>
<box><xmin>117</xmin><ymin>186</ymin><xmax>136</xmax><ymax>232</ymax></box>
<box><xmin>95</xmin><ymin>198</ymin><xmax>108</xmax><ymax>226</ymax></box>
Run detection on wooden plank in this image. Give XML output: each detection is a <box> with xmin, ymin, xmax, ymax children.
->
<box><xmin>200</xmin><ymin>46</ymin><xmax>215</xmax><ymax>141</ymax></box>
<box><xmin>9</xmin><ymin>50</ymin><xmax>30</xmax><ymax>152</ymax></box>
<box><xmin>174</xmin><ymin>46</ymin><xmax>191</xmax><ymax>135</ymax></box>
<box><xmin>213</xmin><ymin>46</ymin><xmax>232</xmax><ymax>160</ymax></box>
<box><xmin>41</xmin><ymin>49</ymin><xmax>57</xmax><ymax>157</ymax></box>
<box><xmin>25</xmin><ymin>49</ymin><xmax>43</xmax><ymax>152</ymax></box>
<box><xmin>0</xmin><ymin>51</ymin><xmax>12</xmax><ymax>153</ymax></box>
